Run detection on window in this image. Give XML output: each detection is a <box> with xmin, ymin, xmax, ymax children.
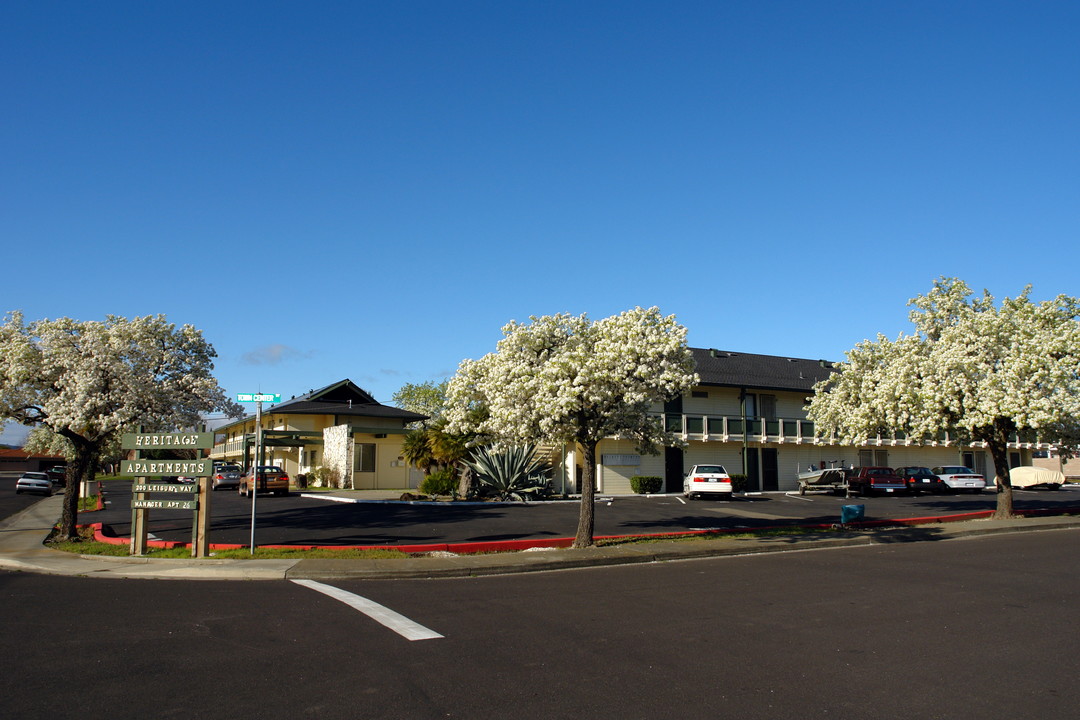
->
<box><xmin>859</xmin><ymin>449</ymin><xmax>889</xmax><ymax>466</ymax></box>
<box><xmin>603</xmin><ymin>454</ymin><xmax>641</xmax><ymax>466</ymax></box>
<box><xmin>760</xmin><ymin>394</ymin><xmax>777</xmax><ymax>420</ymax></box>
<box><xmin>355</xmin><ymin>443</ymin><xmax>376</xmax><ymax>473</ymax></box>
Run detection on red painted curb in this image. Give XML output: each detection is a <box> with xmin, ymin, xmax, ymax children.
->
<box><xmin>83</xmin><ymin>505</ymin><xmax>1080</xmax><ymax>555</ymax></box>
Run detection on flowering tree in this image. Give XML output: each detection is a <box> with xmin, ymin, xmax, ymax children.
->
<box><xmin>0</xmin><ymin>312</ymin><xmax>241</xmax><ymax>540</ymax></box>
<box><xmin>444</xmin><ymin>307</ymin><xmax>698</xmax><ymax>547</ymax></box>
<box><xmin>807</xmin><ymin>278</ymin><xmax>1080</xmax><ymax>518</ymax></box>
<box><xmin>392</xmin><ymin>380</ymin><xmax>449</xmax><ymax>427</ymax></box>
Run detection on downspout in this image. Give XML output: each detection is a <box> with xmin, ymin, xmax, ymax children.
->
<box><xmin>740</xmin><ymin>388</ymin><xmax>748</xmax><ymax>485</ymax></box>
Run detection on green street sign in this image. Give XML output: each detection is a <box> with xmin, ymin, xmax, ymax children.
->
<box><xmin>122</xmin><ymin>459</ymin><xmax>213</xmax><ymax>477</ymax></box>
<box><xmin>131</xmin><ymin>499</ymin><xmax>198</xmax><ymax>511</ymax></box>
<box><xmin>121</xmin><ymin>432</ymin><xmax>214</xmax><ymax>450</ymax></box>
<box><xmin>133</xmin><ymin>483</ymin><xmax>198</xmax><ymax>494</ymax></box>
<box><xmin>237</xmin><ymin>393</ymin><xmax>280</xmax><ymax>403</ymax></box>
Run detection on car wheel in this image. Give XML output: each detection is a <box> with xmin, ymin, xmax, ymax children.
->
<box><xmin>15</xmin><ymin>489</ymin><xmax>21</xmax><ymax>495</ymax></box>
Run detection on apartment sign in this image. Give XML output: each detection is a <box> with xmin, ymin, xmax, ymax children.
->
<box><xmin>122</xmin><ymin>459</ymin><xmax>213</xmax><ymax>477</ymax></box>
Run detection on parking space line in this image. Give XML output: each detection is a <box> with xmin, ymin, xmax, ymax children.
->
<box><xmin>292</xmin><ymin>579</ymin><xmax>444</xmax><ymax>641</ymax></box>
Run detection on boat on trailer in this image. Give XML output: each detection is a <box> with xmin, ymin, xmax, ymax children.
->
<box><xmin>796</xmin><ymin>465</ymin><xmax>849</xmax><ymax>495</ymax></box>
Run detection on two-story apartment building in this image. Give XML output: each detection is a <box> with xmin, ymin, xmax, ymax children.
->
<box><xmin>553</xmin><ymin>348</ymin><xmax>1050</xmax><ymax>495</ymax></box>
<box><xmin>210</xmin><ymin>379</ymin><xmax>426</xmax><ymax>490</ymax></box>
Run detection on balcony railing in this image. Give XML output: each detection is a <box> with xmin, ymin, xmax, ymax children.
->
<box><xmin>661</xmin><ymin>414</ymin><xmax>1054</xmax><ymax>449</ymax></box>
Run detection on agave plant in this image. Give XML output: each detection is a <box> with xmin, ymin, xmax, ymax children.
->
<box><xmin>465</xmin><ymin>444</ymin><xmax>551</xmax><ymax>501</ymax></box>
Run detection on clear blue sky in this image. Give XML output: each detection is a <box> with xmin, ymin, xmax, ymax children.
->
<box><xmin>2</xmin><ymin>1</ymin><xmax>1078</xmax><ymax>441</ymax></box>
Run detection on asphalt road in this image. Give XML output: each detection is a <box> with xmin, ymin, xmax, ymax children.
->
<box><xmin>0</xmin><ymin>471</ymin><xmax>58</xmax><ymax>520</ymax></box>
<box><xmin>86</xmin><ymin>480</ymin><xmax>1080</xmax><ymax>547</ymax></box>
<box><xmin>2</xmin><ymin>528</ymin><xmax>1077</xmax><ymax>719</ymax></box>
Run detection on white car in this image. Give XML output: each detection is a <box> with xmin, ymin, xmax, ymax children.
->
<box><xmin>15</xmin><ymin>471</ymin><xmax>53</xmax><ymax>496</ymax></box>
<box><xmin>684</xmin><ymin>464</ymin><xmax>733</xmax><ymax>499</ymax></box>
<box><xmin>932</xmin><ymin>466</ymin><xmax>987</xmax><ymax>493</ymax></box>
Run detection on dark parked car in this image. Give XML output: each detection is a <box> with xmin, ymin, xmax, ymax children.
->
<box><xmin>847</xmin><ymin>467</ymin><xmax>906</xmax><ymax>496</ymax></box>
<box><xmin>895</xmin><ymin>466</ymin><xmax>948</xmax><ymax>495</ymax></box>
<box><xmin>46</xmin><ymin>466</ymin><xmax>67</xmax><ymax>487</ymax></box>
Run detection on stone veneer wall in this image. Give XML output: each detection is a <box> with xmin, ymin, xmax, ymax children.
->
<box><xmin>323</xmin><ymin>424</ymin><xmax>354</xmax><ymax>489</ymax></box>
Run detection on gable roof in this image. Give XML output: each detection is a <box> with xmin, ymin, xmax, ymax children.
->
<box><xmin>691</xmin><ymin>348</ymin><xmax>837</xmax><ymax>393</ymax></box>
<box><xmin>236</xmin><ymin>379</ymin><xmax>427</xmax><ymax>424</ymax></box>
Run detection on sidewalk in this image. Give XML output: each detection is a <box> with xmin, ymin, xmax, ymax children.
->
<box><xmin>2</xmin><ymin>494</ymin><xmax>1079</xmax><ymax>581</ymax></box>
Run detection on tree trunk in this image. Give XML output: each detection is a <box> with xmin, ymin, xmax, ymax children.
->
<box><xmin>57</xmin><ymin>438</ymin><xmax>95</xmax><ymax>541</ymax></box>
<box><xmin>573</xmin><ymin>439</ymin><xmax>598</xmax><ymax>548</ymax></box>
<box><xmin>457</xmin><ymin>465</ymin><xmax>473</xmax><ymax>499</ymax></box>
<box><xmin>986</xmin><ymin>425</ymin><xmax>1016</xmax><ymax>519</ymax></box>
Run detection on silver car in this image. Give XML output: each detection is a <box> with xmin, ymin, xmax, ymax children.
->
<box><xmin>16</xmin><ymin>472</ymin><xmax>53</xmax><ymax>496</ymax></box>
<box><xmin>211</xmin><ymin>464</ymin><xmax>243</xmax><ymax>491</ymax></box>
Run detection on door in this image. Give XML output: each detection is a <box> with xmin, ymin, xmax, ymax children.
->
<box><xmin>665</xmin><ymin>447</ymin><xmax>684</xmax><ymax>493</ymax></box>
<box><xmin>762</xmin><ymin>448</ymin><xmax>779</xmax><ymax>491</ymax></box>
<box><xmin>745</xmin><ymin>448</ymin><xmax>760</xmax><ymax>492</ymax></box>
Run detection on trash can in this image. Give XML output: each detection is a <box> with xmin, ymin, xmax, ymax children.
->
<box><xmin>841</xmin><ymin>504</ymin><xmax>865</xmax><ymax>524</ymax></box>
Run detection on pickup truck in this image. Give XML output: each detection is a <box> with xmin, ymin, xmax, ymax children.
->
<box><xmin>847</xmin><ymin>467</ymin><xmax>906</xmax><ymax>496</ymax></box>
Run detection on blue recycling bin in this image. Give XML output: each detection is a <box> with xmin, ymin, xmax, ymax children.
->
<box><xmin>841</xmin><ymin>504</ymin><xmax>865</xmax><ymax>524</ymax></box>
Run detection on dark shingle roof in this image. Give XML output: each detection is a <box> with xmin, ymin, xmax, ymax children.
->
<box><xmin>237</xmin><ymin>379</ymin><xmax>426</xmax><ymax>424</ymax></box>
<box><xmin>691</xmin><ymin>348</ymin><xmax>837</xmax><ymax>393</ymax></box>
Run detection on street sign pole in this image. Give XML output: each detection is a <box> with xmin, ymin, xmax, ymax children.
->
<box><xmin>235</xmin><ymin>393</ymin><xmax>278</xmax><ymax>556</ymax></box>
<box><xmin>250</xmin><ymin>399</ymin><xmax>262</xmax><ymax>555</ymax></box>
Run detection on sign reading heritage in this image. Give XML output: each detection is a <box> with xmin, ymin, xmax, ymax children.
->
<box><xmin>121</xmin><ymin>432</ymin><xmax>214</xmax><ymax>450</ymax></box>
<box><xmin>122</xmin><ymin>459</ymin><xmax>213</xmax><ymax>476</ymax></box>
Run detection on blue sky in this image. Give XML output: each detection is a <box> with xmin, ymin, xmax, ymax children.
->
<box><xmin>2</xmin><ymin>1</ymin><xmax>1078</xmax><ymax>442</ymax></box>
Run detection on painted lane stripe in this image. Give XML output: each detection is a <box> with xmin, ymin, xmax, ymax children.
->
<box><xmin>291</xmin><ymin>579</ymin><xmax>444</xmax><ymax>641</ymax></box>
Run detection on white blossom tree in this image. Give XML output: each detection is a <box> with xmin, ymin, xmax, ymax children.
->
<box><xmin>444</xmin><ymin>307</ymin><xmax>698</xmax><ymax>547</ymax></box>
<box><xmin>0</xmin><ymin>312</ymin><xmax>242</xmax><ymax>540</ymax></box>
<box><xmin>807</xmin><ymin>278</ymin><xmax>1080</xmax><ymax>518</ymax></box>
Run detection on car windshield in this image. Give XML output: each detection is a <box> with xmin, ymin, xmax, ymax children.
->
<box><xmin>219</xmin><ymin>465</ymin><xmax>241</xmax><ymax>473</ymax></box>
<box><xmin>24</xmin><ymin>472</ymin><xmax>48</xmax><ymax>479</ymax></box>
<box><xmin>695</xmin><ymin>465</ymin><xmax>726</xmax><ymax>474</ymax></box>
<box><xmin>937</xmin><ymin>466</ymin><xmax>972</xmax><ymax>474</ymax></box>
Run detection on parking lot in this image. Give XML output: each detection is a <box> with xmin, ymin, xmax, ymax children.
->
<box><xmin>85</xmin><ymin>480</ymin><xmax>1080</xmax><ymax>548</ymax></box>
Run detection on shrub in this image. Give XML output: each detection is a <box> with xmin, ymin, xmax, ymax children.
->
<box><xmin>630</xmin><ymin>476</ymin><xmax>663</xmax><ymax>494</ymax></box>
<box><xmin>729</xmin><ymin>474</ymin><xmax>748</xmax><ymax>493</ymax></box>
<box><xmin>420</xmin><ymin>467</ymin><xmax>458</xmax><ymax>497</ymax></box>
<box><xmin>307</xmin><ymin>466</ymin><xmax>332</xmax><ymax>488</ymax></box>
<box><xmin>465</xmin><ymin>444</ymin><xmax>551</xmax><ymax>501</ymax></box>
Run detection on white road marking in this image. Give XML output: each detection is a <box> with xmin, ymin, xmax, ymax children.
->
<box><xmin>291</xmin><ymin>579</ymin><xmax>444</xmax><ymax>641</ymax></box>
<box><xmin>784</xmin><ymin>492</ymin><xmax>816</xmax><ymax>502</ymax></box>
